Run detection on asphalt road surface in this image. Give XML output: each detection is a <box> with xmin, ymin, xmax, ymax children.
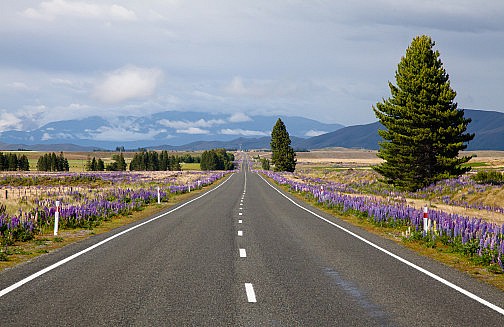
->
<box><xmin>1</xmin><ymin>158</ymin><xmax>504</xmax><ymax>326</ymax></box>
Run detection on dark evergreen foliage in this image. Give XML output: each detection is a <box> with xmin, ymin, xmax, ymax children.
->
<box><xmin>260</xmin><ymin>157</ymin><xmax>270</xmax><ymax>170</ymax></box>
<box><xmin>86</xmin><ymin>156</ymin><xmax>105</xmax><ymax>171</ymax></box>
<box><xmin>200</xmin><ymin>149</ymin><xmax>234</xmax><ymax>171</ymax></box>
<box><xmin>270</xmin><ymin>118</ymin><xmax>296</xmax><ymax>172</ymax></box>
<box><xmin>373</xmin><ymin>35</ymin><xmax>474</xmax><ymax>191</ymax></box>
<box><xmin>0</xmin><ymin>153</ymin><xmax>30</xmax><ymax>171</ymax></box>
<box><xmin>37</xmin><ymin>152</ymin><xmax>69</xmax><ymax>171</ymax></box>
<box><xmin>106</xmin><ymin>153</ymin><xmax>127</xmax><ymax>171</ymax></box>
<box><xmin>129</xmin><ymin>150</ymin><xmax>189</xmax><ymax>171</ymax></box>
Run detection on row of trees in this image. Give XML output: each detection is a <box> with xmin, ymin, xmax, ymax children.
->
<box><xmin>86</xmin><ymin>157</ymin><xmax>106</xmax><ymax>171</ymax></box>
<box><xmin>0</xmin><ymin>152</ymin><xmax>30</xmax><ymax>171</ymax></box>
<box><xmin>37</xmin><ymin>152</ymin><xmax>70</xmax><ymax>172</ymax></box>
<box><xmin>129</xmin><ymin>151</ymin><xmax>184</xmax><ymax>171</ymax></box>
<box><xmin>200</xmin><ymin>149</ymin><xmax>235</xmax><ymax>170</ymax></box>
<box><xmin>105</xmin><ymin>153</ymin><xmax>127</xmax><ymax>171</ymax></box>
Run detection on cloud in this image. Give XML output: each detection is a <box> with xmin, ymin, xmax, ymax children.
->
<box><xmin>90</xmin><ymin>126</ymin><xmax>160</xmax><ymax>141</ymax></box>
<box><xmin>219</xmin><ymin>128</ymin><xmax>268</xmax><ymax>136</ymax></box>
<box><xmin>41</xmin><ymin>132</ymin><xmax>74</xmax><ymax>140</ymax></box>
<box><xmin>304</xmin><ymin>130</ymin><xmax>327</xmax><ymax>137</ymax></box>
<box><xmin>7</xmin><ymin>82</ymin><xmax>32</xmax><ymax>91</ymax></box>
<box><xmin>92</xmin><ymin>66</ymin><xmax>163</xmax><ymax>104</ymax></box>
<box><xmin>228</xmin><ymin>112</ymin><xmax>252</xmax><ymax>123</ymax></box>
<box><xmin>176</xmin><ymin>127</ymin><xmax>210</xmax><ymax>134</ymax></box>
<box><xmin>22</xmin><ymin>0</ymin><xmax>137</xmax><ymax>21</ymax></box>
<box><xmin>159</xmin><ymin>118</ymin><xmax>225</xmax><ymax>129</ymax></box>
<box><xmin>224</xmin><ymin>76</ymin><xmax>300</xmax><ymax>99</ymax></box>
<box><xmin>0</xmin><ymin>111</ymin><xmax>23</xmax><ymax>131</ymax></box>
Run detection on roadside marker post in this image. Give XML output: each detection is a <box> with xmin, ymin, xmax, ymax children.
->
<box><xmin>157</xmin><ymin>186</ymin><xmax>161</xmax><ymax>204</ymax></box>
<box><xmin>54</xmin><ymin>201</ymin><xmax>60</xmax><ymax>236</ymax></box>
<box><xmin>423</xmin><ymin>206</ymin><xmax>428</xmax><ymax>235</ymax></box>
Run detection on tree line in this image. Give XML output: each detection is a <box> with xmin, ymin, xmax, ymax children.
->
<box><xmin>129</xmin><ymin>151</ymin><xmax>186</xmax><ymax>171</ymax></box>
<box><xmin>0</xmin><ymin>152</ymin><xmax>30</xmax><ymax>171</ymax></box>
<box><xmin>200</xmin><ymin>149</ymin><xmax>235</xmax><ymax>170</ymax></box>
<box><xmin>37</xmin><ymin>152</ymin><xmax>70</xmax><ymax>172</ymax></box>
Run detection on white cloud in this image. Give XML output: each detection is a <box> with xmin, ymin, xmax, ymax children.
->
<box><xmin>305</xmin><ymin>130</ymin><xmax>327</xmax><ymax>137</ymax></box>
<box><xmin>224</xmin><ymin>76</ymin><xmax>300</xmax><ymax>99</ymax></box>
<box><xmin>90</xmin><ymin>126</ymin><xmax>160</xmax><ymax>141</ymax></box>
<box><xmin>0</xmin><ymin>112</ymin><xmax>23</xmax><ymax>131</ymax></box>
<box><xmin>7</xmin><ymin>82</ymin><xmax>32</xmax><ymax>91</ymax></box>
<box><xmin>50</xmin><ymin>78</ymin><xmax>74</xmax><ymax>86</ymax></box>
<box><xmin>159</xmin><ymin>118</ymin><xmax>225</xmax><ymax>129</ymax></box>
<box><xmin>92</xmin><ymin>66</ymin><xmax>163</xmax><ymax>104</ymax></box>
<box><xmin>219</xmin><ymin>128</ymin><xmax>268</xmax><ymax>136</ymax></box>
<box><xmin>191</xmin><ymin>90</ymin><xmax>225</xmax><ymax>102</ymax></box>
<box><xmin>22</xmin><ymin>0</ymin><xmax>137</xmax><ymax>21</ymax></box>
<box><xmin>41</xmin><ymin>132</ymin><xmax>74</xmax><ymax>140</ymax></box>
<box><xmin>176</xmin><ymin>127</ymin><xmax>210</xmax><ymax>134</ymax></box>
<box><xmin>228</xmin><ymin>112</ymin><xmax>252</xmax><ymax>123</ymax></box>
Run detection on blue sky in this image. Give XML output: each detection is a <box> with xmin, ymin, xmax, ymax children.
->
<box><xmin>1</xmin><ymin>0</ymin><xmax>503</xmax><ymax>133</ymax></box>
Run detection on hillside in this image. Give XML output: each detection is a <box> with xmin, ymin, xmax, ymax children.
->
<box><xmin>0</xmin><ymin>111</ymin><xmax>343</xmax><ymax>150</ymax></box>
<box><xmin>301</xmin><ymin>109</ymin><xmax>504</xmax><ymax>150</ymax></box>
<box><xmin>0</xmin><ymin>109</ymin><xmax>502</xmax><ymax>151</ymax></box>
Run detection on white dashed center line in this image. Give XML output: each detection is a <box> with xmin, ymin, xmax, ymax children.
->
<box><xmin>238</xmin><ymin>219</ymin><xmax>242</xmax><ymax>224</ymax></box>
<box><xmin>239</xmin><ymin>248</ymin><xmax>247</xmax><ymax>257</ymax></box>
<box><xmin>238</xmin><ymin>230</ymin><xmax>243</xmax><ymax>236</ymax></box>
<box><xmin>245</xmin><ymin>283</ymin><xmax>257</xmax><ymax>303</ymax></box>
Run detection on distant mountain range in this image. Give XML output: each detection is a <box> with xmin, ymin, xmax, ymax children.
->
<box><xmin>0</xmin><ymin>111</ymin><xmax>343</xmax><ymax>151</ymax></box>
<box><xmin>0</xmin><ymin>109</ymin><xmax>503</xmax><ymax>151</ymax></box>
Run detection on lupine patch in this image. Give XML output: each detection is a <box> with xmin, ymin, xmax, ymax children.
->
<box><xmin>260</xmin><ymin>170</ymin><xmax>504</xmax><ymax>271</ymax></box>
<box><xmin>0</xmin><ymin>171</ymin><xmax>229</xmax><ymax>247</ymax></box>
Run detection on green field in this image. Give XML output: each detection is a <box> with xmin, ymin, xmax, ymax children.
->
<box><xmin>180</xmin><ymin>163</ymin><xmax>201</xmax><ymax>171</ymax></box>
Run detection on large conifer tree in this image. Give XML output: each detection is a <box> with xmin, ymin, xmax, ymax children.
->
<box><xmin>373</xmin><ymin>35</ymin><xmax>474</xmax><ymax>191</ymax></box>
<box><xmin>270</xmin><ymin>118</ymin><xmax>296</xmax><ymax>172</ymax></box>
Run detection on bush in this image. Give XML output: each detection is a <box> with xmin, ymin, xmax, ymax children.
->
<box><xmin>472</xmin><ymin>170</ymin><xmax>504</xmax><ymax>185</ymax></box>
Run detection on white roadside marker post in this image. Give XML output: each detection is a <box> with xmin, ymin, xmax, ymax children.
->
<box><xmin>54</xmin><ymin>200</ymin><xmax>60</xmax><ymax>236</ymax></box>
<box><xmin>423</xmin><ymin>206</ymin><xmax>429</xmax><ymax>236</ymax></box>
<box><xmin>157</xmin><ymin>186</ymin><xmax>161</xmax><ymax>204</ymax></box>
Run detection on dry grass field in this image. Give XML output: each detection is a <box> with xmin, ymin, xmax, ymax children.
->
<box><xmin>4</xmin><ymin>151</ymin><xmax>203</xmax><ymax>172</ymax></box>
<box><xmin>294</xmin><ymin>148</ymin><xmax>504</xmax><ymax>169</ymax></box>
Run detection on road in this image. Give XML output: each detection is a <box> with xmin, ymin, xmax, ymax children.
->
<box><xmin>1</xmin><ymin>158</ymin><xmax>504</xmax><ymax>326</ymax></box>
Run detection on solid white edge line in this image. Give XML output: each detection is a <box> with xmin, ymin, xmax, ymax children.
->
<box><xmin>245</xmin><ymin>283</ymin><xmax>256</xmax><ymax>302</ymax></box>
<box><xmin>0</xmin><ymin>173</ymin><xmax>236</xmax><ymax>298</ymax></box>
<box><xmin>239</xmin><ymin>248</ymin><xmax>247</xmax><ymax>258</ymax></box>
<box><xmin>258</xmin><ymin>173</ymin><xmax>504</xmax><ymax>316</ymax></box>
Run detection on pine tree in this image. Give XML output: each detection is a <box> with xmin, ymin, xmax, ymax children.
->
<box><xmin>270</xmin><ymin>118</ymin><xmax>296</xmax><ymax>172</ymax></box>
<box><xmin>160</xmin><ymin>151</ymin><xmax>169</xmax><ymax>171</ymax></box>
<box><xmin>97</xmin><ymin>158</ymin><xmax>105</xmax><ymax>171</ymax></box>
<box><xmin>18</xmin><ymin>155</ymin><xmax>30</xmax><ymax>171</ymax></box>
<box><xmin>86</xmin><ymin>155</ymin><xmax>92</xmax><ymax>171</ymax></box>
<box><xmin>373</xmin><ymin>35</ymin><xmax>474</xmax><ymax>191</ymax></box>
<box><xmin>90</xmin><ymin>157</ymin><xmax>97</xmax><ymax>171</ymax></box>
<box><xmin>0</xmin><ymin>153</ymin><xmax>5</xmax><ymax>170</ymax></box>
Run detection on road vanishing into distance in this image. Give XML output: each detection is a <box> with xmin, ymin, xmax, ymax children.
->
<box><xmin>1</xmin><ymin>156</ymin><xmax>504</xmax><ymax>326</ymax></box>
